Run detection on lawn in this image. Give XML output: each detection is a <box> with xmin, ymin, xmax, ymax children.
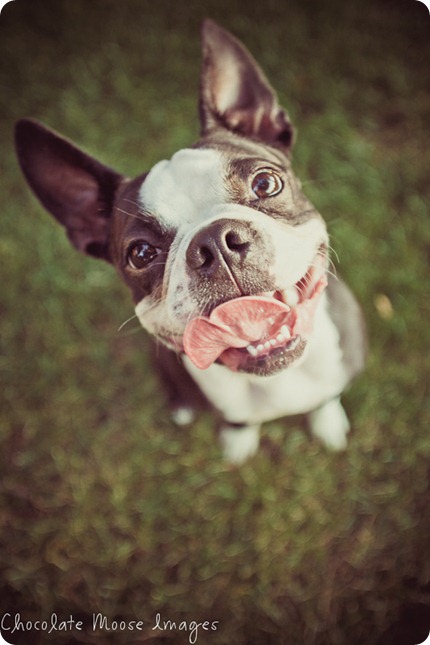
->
<box><xmin>0</xmin><ymin>0</ymin><xmax>429</xmax><ymax>643</ymax></box>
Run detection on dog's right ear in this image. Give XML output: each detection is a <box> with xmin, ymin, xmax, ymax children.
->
<box><xmin>14</xmin><ymin>119</ymin><xmax>124</xmax><ymax>261</ymax></box>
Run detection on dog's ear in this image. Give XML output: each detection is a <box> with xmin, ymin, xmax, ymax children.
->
<box><xmin>199</xmin><ymin>19</ymin><xmax>294</xmax><ymax>150</ymax></box>
<box><xmin>14</xmin><ymin>119</ymin><xmax>124</xmax><ymax>261</ymax></box>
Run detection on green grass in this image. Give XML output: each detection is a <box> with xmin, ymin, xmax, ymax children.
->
<box><xmin>1</xmin><ymin>0</ymin><xmax>430</xmax><ymax>643</ymax></box>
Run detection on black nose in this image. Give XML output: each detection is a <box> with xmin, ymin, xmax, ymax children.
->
<box><xmin>186</xmin><ymin>218</ymin><xmax>252</xmax><ymax>274</ymax></box>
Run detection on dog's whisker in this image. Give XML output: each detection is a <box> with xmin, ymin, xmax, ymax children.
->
<box><xmin>146</xmin><ymin>261</ymin><xmax>167</xmax><ymax>270</ymax></box>
<box><xmin>117</xmin><ymin>324</ymin><xmax>147</xmax><ymax>337</ymax></box>
<box><xmin>117</xmin><ymin>313</ymin><xmax>139</xmax><ymax>333</ymax></box>
<box><xmin>115</xmin><ymin>206</ymin><xmax>144</xmax><ymax>220</ymax></box>
<box><xmin>327</xmin><ymin>261</ymin><xmax>338</xmax><ymax>280</ymax></box>
<box><xmin>328</xmin><ymin>244</ymin><xmax>340</xmax><ymax>265</ymax></box>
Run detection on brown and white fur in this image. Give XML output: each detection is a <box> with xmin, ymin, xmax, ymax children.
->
<box><xmin>14</xmin><ymin>20</ymin><xmax>366</xmax><ymax>464</ymax></box>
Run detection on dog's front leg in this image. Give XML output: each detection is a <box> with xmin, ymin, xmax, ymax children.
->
<box><xmin>307</xmin><ymin>397</ymin><xmax>350</xmax><ymax>451</ymax></box>
<box><xmin>219</xmin><ymin>423</ymin><xmax>261</xmax><ymax>465</ymax></box>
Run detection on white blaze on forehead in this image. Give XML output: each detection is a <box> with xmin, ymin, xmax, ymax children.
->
<box><xmin>138</xmin><ymin>148</ymin><xmax>225</xmax><ymax>228</ymax></box>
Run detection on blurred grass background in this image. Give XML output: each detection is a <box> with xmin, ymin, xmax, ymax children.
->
<box><xmin>1</xmin><ymin>0</ymin><xmax>429</xmax><ymax>643</ymax></box>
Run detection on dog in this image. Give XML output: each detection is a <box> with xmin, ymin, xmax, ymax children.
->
<box><xmin>14</xmin><ymin>19</ymin><xmax>366</xmax><ymax>464</ymax></box>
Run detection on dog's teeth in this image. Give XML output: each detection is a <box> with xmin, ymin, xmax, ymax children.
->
<box><xmin>247</xmin><ymin>330</ymin><xmax>294</xmax><ymax>358</ymax></box>
<box><xmin>280</xmin><ymin>325</ymin><xmax>291</xmax><ymax>338</ymax></box>
<box><xmin>287</xmin><ymin>336</ymin><xmax>300</xmax><ymax>351</ymax></box>
<box><xmin>282</xmin><ymin>286</ymin><xmax>300</xmax><ymax>307</ymax></box>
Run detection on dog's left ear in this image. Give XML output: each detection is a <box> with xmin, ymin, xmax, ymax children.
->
<box><xmin>14</xmin><ymin>119</ymin><xmax>124</xmax><ymax>261</ymax></box>
<box><xmin>200</xmin><ymin>19</ymin><xmax>294</xmax><ymax>150</ymax></box>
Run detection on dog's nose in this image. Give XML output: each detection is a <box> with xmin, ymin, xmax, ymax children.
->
<box><xmin>186</xmin><ymin>219</ymin><xmax>252</xmax><ymax>274</ymax></box>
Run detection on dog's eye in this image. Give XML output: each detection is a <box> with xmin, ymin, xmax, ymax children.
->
<box><xmin>127</xmin><ymin>241</ymin><xmax>159</xmax><ymax>269</ymax></box>
<box><xmin>251</xmin><ymin>170</ymin><xmax>283</xmax><ymax>198</ymax></box>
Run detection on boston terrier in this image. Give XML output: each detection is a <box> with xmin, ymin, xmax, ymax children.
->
<box><xmin>14</xmin><ymin>19</ymin><xmax>366</xmax><ymax>464</ymax></box>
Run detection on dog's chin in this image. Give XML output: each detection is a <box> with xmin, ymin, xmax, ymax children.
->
<box><xmin>216</xmin><ymin>336</ymin><xmax>307</xmax><ymax>376</ymax></box>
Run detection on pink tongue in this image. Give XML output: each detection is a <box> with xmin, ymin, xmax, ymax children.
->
<box><xmin>183</xmin><ymin>296</ymin><xmax>292</xmax><ymax>370</ymax></box>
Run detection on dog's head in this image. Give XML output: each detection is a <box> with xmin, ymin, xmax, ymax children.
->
<box><xmin>15</xmin><ymin>20</ymin><xmax>329</xmax><ymax>377</ymax></box>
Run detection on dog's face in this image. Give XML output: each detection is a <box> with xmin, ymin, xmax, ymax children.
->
<box><xmin>116</xmin><ymin>135</ymin><xmax>328</xmax><ymax>376</ymax></box>
<box><xmin>15</xmin><ymin>20</ymin><xmax>329</xmax><ymax>377</ymax></box>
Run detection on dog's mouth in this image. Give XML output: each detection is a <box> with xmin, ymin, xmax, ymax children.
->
<box><xmin>182</xmin><ymin>244</ymin><xmax>328</xmax><ymax>375</ymax></box>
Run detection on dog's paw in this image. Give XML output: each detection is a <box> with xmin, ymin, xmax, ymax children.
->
<box><xmin>308</xmin><ymin>398</ymin><xmax>350</xmax><ymax>451</ymax></box>
<box><xmin>220</xmin><ymin>424</ymin><xmax>260</xmax><ymax>465</ymax></box>
<box><xmin>170</xmin><ymin>405</ymin><xmax>195</xmax><ymax>427</ymax></box>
